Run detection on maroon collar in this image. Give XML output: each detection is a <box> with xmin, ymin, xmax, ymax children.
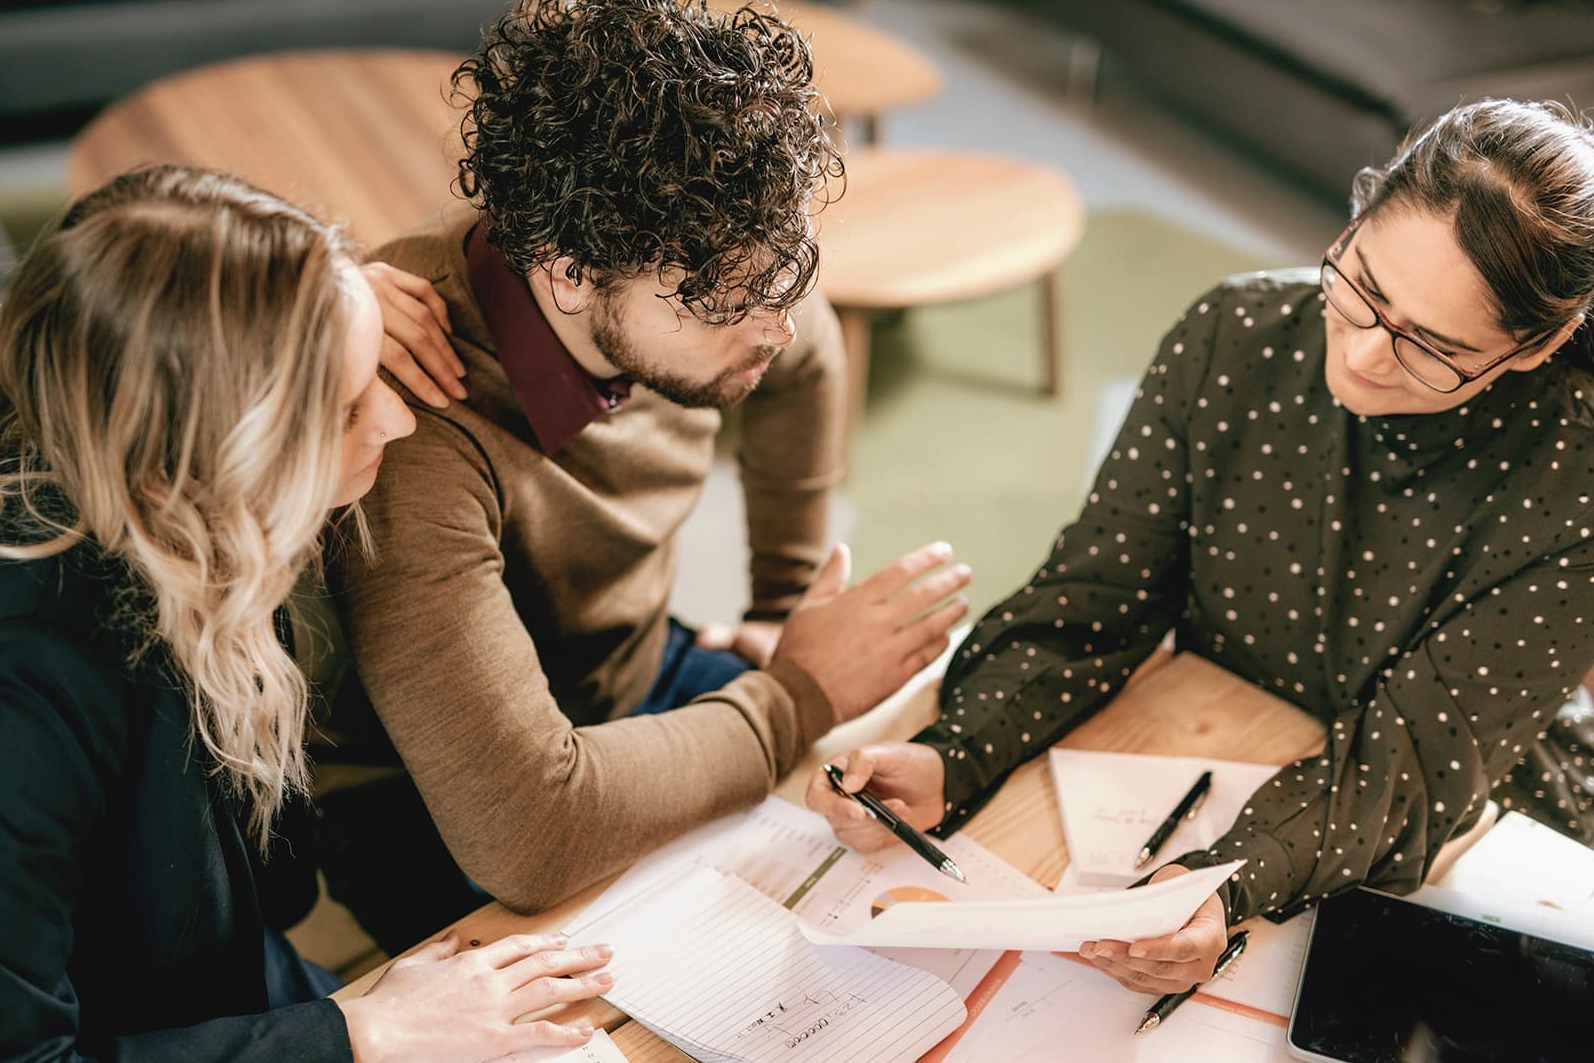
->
<box><xmin>464</xmin><ymin>220</ymin><xmax>630</xmax><ymax>454</ymax></box>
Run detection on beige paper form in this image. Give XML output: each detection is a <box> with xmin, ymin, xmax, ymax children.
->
<box><xmin>1048</xmin><ymin>748</ymin><xmax>1280</xmax><ymax>889</ymax></box>
<box><xmin>494</xmin><ymin>1028</ymin><xmax>632</xmax><ymax>1062</ymax></box>
<box><xmin>798</xmin><ymin>859</ymin><xmax>1244</xmax><ymax>951</ymax></box>
<box><xmin>569</xmin><ymin>865</ymin><xmax>966</xmax><ymax>1063</ymax></box>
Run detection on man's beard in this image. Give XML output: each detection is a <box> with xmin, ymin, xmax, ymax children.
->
<box><xmin>590</xmin><ymin>297</ymin><xmax>779</xmax><ymax>409</ymax></box>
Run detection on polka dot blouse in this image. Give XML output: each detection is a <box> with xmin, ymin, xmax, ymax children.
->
<box><xmin>919</xmin><ymin>270</ymin><xmax>1594</xmax><ymax>924</ymax></box>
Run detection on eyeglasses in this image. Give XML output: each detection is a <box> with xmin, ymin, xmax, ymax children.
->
<box><xmin>1320</xmin><ymin>222</ymin><xmax>1552</xmax><ymax>393</ymax></box>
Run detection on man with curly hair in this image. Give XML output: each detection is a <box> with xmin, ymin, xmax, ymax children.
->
<box><xmin>316</xmin><ymin>0</ymin><xmax>972</xmax><ymax>953</ymax></box>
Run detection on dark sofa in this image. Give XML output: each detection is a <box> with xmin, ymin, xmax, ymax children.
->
<box><xmin>1002</xmin><ymin>0</ymin><xmax>1594</xmax><ymax>202</ymax></box>
<box><xmin>0</xmin><ymin>0</ymin><xmax>512</xmax><ymax>133</ymax></box>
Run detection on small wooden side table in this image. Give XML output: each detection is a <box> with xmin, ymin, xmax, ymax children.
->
<box><xmin>67</xmin><ymin>49</ymin><xmax>466</xmax><ymax>248</ymax></box>
<box><xmin>711</xmin><ymin>0</ymin><xmax>942</xmax><ymax>144</ymax></box>
<box><xmin>816</xmin><ymin>148</ymin><xmax>1087</xmax><ymax>440</ymax></box>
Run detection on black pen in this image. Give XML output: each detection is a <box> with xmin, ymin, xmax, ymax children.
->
<box><xmin>1134</xmin><ymin>770</ymin><xmax>1213</xmax><ymax>869</ymax></box>
<box><xmin>1135</xmin><ymin>929</ymin><xmax>1250</xmax><ymax>1035</ymax></box>
<box><xmin>823</xmin><ymin>763</ymin><xmax>968</xmax><ymax>884</ymax></box>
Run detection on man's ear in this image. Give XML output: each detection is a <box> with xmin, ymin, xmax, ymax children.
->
<box><xmin>536</xmin><ymin>255</ymin><xmax>594</xmax><ymax>315</ymax></box>
<box><xmin>1509</xmin><ymin>312</ymin><xmax>1586</xmax><ymax>373</ymax></box>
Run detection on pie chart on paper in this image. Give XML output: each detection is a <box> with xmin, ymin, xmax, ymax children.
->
<box><xmin>870</xmin><ymin>885</ymin><xmax>949</xmax><ymax>919</ymax></box>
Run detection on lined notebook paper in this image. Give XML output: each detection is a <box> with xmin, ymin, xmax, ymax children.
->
<box><xmin>569</xmin><ymin>865</ymin><xmax>966</xmax><ymax>1063</ymax></box>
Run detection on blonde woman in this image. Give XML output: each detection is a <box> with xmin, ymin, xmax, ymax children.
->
<box><xmin>0</xmin><ymin>166</ymin><xmax>612</xmax><ymax>1062</ymax></box>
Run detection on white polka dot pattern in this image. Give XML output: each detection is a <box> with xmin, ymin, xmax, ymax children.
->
<box><xmin>919</xmin><ymin>272</ymin><xmax>1594</xmax><ymax>925</ymax></box>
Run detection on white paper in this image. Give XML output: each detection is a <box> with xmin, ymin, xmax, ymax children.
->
<box><xmin>799</xmin><ymin>860</ymin><xmax>1244</xmax><ymax>951</ymax></box>
<box><xmin>492</xmin><ymin>1028</ymin><xmax>630</xmax><ymax>1062</ymax></box>
<box><xmin>1049</xmin><ymin>749</ymin><xmax>1278</xmax><ymax>888</ymax></box>
<box><xmin>935</xmin><ymin>951</ymin><xmax>1295</xmax><ymax>1063</ymax></box>
<box><xmin>571</xmin><ymin>796</ymin><xmax>1051</xmax><ymax>998</ymax></box>
<box><xmin>1406</xmin><ymin>810</ymin><xmax>1594</xmax><ymax>950</ymax></box>
<box><xmin>569</xmin><ymin>866</ymin><xmax>965</xmax><ymax>1063</ymax></box>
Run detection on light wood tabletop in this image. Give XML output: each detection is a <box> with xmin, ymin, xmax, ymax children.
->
<box><xmin>333</xmin><ymin>651</ymin><xmax>1328</xmax><ymax>1054</ymax></box>
<box><xmin>67</xmin><ymin>49</ymin><xmax>468</xmax><ymax>250</ymax></box>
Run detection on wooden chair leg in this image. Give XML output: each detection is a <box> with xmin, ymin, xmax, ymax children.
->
<box><xmin>837</xmin><ymin>306</ymin><xmax>873</xmax><ymax>457</ymax></box>
<box><xmin>1041</xmin><ymin>264</ymin><xmax>1066</xmax><ymax>398</ymax></box>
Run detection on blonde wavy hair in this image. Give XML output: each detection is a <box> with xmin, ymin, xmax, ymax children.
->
<box><xmin>0</xmin><ymin>165</ymin><xmax>355</xmax><ymax>847</ymax></box>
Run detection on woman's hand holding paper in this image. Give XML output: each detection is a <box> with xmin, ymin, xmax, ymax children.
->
<box><xmin>1078</xmin><ymin>864</ymin><xmax>1229</xmax><ymax>995</ymax></box>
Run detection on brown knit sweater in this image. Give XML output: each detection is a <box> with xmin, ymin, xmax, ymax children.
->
<box><xmin>326</xmin><ymin>206</ymin><xmax>846</xmax><ymax>911</ymax></box>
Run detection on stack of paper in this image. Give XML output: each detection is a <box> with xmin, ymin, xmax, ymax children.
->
<box><xmin>569</xmin><ymin>865</ymin><xmax>966</xmax><ymax>1063</ymax></box>
<box><xmin>1410</xmin><ymin>809</ymin><xmax>1594</xmax><ymax>950</ymax></box>
<box><xmin>1048</xmin><ymin>749</ymin><xmax>1278</xmax><ymax>888</ymax></box>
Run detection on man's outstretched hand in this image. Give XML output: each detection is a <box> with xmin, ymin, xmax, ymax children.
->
<box><xmin>773</xmin><ymin>541</ymin><xmax>971</xmax><ymax>726</ymax></box>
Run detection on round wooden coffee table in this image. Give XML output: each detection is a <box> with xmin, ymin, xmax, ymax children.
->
<box><xmin>816</xmin><ymin>148</ymin><xmax>1086</xmax><ymax>435</ymax></box>
<box><xmin>67</xmin><ymin>49</ymin><xmax>467</xmax><ymax>248</ymax></box>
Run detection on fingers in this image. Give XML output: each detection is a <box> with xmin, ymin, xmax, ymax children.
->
<box><xmin>695</xmin><ymin>622</ymin><xmax>735</xmax><ymax>650</ymax></box>
<box><xmin>889</xmin><ymin>562</ymin><xmax>973</xmax><ymax>618</ymax></box>
<box><xmin>394</xmin><ymin>269</ymin><xmax>457</xmax><ymax>346</ymax></box>
<box><xmin>899</xmin><ymin>596</ymin><xmax>970</xmax><ymax>654</ymax></box>
<box><xmin>802</xmin><ymin>543</ymin><xmax>851</xmax><ymax>601</ymax></box>
<box><xmin>855</xmin><ymin>541</ymin><xmax>954</xmax><ymax>600</ymax></box>
<box><xmin>381</xmin><ymin>337</ymin><xmax>451</xmax><ymax>408</ymax></box>
<box><xmin>1080</xmin><ymin>940</ymin><xmax>1198</xmax><ymax>995</ymax></box>
<box><xmin>388</xmin><ymin>930</ymin><xmax>461</xmax><ymax>972</ymax></box>
<box><xmin>1131</xmin><ymin>930</ymin><xmax>1207</xmax><ymax>965</ymax></box>
<box><xmin>502</xmin><ymin>1018</ymin><xmax>597</xmax><ymax>1052</ymax></box>
<box><xmin>804</xmin><ymin>754</ymin><xmax>896</xmax><ymax>852</ymax></box>
<box><xmin>471</xmin><ymin>933</ymin><xmax>578</xmax><ymax>970</ymax></box>
<box><xmin>365</xmin><ymin>261</ymin><xmax>456</xmax><ymax>341</ymax></box>
<box><xmin>368</xmin><ymin>268</ymin><xmax>466</xmax><ymax>407</ymax></box>
<box><xmin>502</xmin><ymin>943</ymin><xmax>615</xmax><ymax>987</ymax></box>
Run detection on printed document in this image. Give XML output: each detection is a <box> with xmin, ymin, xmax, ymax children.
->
<box><xmin>797</xmin><ymin>860</ymin><xmax>1244</xmax><ymax>951</ymax></box>
<box><xmin>573</xmin><ymin>796</ymin><xmax>1050</xmax><ymax>997</ymax></box>
<box><xmin>1048</xmin><ymin>748</ymin><xmax>1278</xmax><ymax>888</ymax></box>
<box><xmin>569</xmin><ymin>865</ymin><xmax>965</xmax><ymax>1063</ymax></box>
<box><xmin>493</xmin><ymin>1028</ymin><xmax>631</xmax><ymax>1062</ymax></box>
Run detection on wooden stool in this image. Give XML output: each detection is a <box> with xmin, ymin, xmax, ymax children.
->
<box><xmin>68</xmin><ymin>49</ymin><xmax>466</xmax><ymax>248</ymax></box>
<box><xmin>712</xmin><ymin>0</ymin><xmax>942</xmax><ymax>144</ymax></box>
<box><xmin>815</xmin><ymin>148</ymin><xmax>1086</xmax><ymax>440</ymax></box>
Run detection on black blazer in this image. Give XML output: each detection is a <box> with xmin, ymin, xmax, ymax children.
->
<box><xmin>0</xmin><ymin>542</ymin><xmax>352</xmax><ymax>1062</ymax></box>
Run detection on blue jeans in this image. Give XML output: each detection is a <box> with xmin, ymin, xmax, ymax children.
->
<box><xmin>319</xmin><ymin>619</ymin><xmax>753</xmax><ymax>955</ymax></box>
<box><xmin>631</xmin><ymin>618</ymin><xmax>753</xmax><ymax>715</ymax></box>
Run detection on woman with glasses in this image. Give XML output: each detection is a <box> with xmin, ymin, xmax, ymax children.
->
<box><xmin>0</xmin><ymin>166</ymin><xmax>613</xmax><ymax>1062</ymax></box>
<box><xmin>806</xmin><ymin>97</ymin><xmax>1594</xmax><ymax>995</ymax></box>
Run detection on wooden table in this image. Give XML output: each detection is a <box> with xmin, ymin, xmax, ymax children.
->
<box><xmin>334</xmin><ymin>651</ymin><xmax>1328</xmax><ymax>1055</ymax></box>
<box><xmin>68</xmin><ymin>49</ymin><xmax>467</xmax><ymax>249</ymax></box>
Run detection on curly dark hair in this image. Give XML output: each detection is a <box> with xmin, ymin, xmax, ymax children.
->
<box><xmin>454</xmin><ymin>0</ymin><xmax>843</xmax><ymax>322</ymax></box>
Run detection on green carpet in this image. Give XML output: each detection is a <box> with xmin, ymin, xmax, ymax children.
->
<box><xmin>846</xmin><ymin>207</ymin><xmax>1278</xmax><ymax>618</ymax></box>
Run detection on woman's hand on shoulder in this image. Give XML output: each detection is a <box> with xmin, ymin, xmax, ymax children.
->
<box><xmin>361</xmin><ymin>262</ymin><xmax>467</xmax><ymax>409</ymax></box>
<box><xmin>338</xmin><ymin>931</ymin><xmax>613</xmax><ymax>1063</ymax></box>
